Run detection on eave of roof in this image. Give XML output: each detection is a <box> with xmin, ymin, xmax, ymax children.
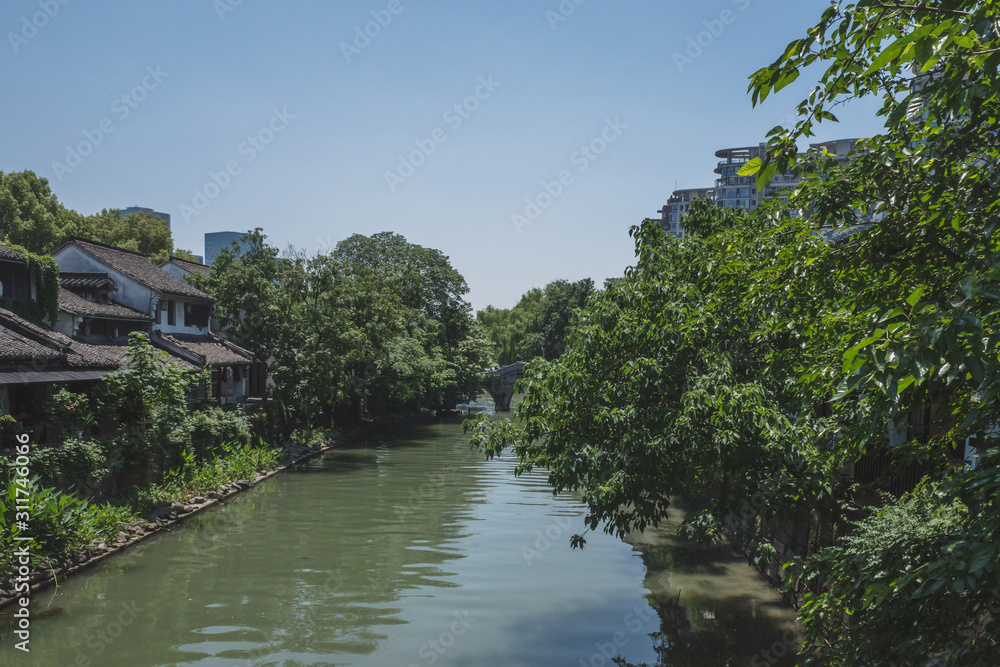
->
<box><xmin>60</xmin><ymin>272</ymin><xmax>117</xmax><ymax>292</ymax></box>
<box><xmin>156</xmin><ymin>332</ymin><xmax>254</xmax><ymax>367</ymax></box>
<box><xmin>0</xmin><ymin>245</ymin><xmax>26</xmax><ymax>264</ymax></box>
<box><xmin>59</xmin><ymin>289</ymin><xmax>154</xmax><ymax>322</ymax></box>
<box><xmin>0</xmin><ymin>308</ymin><xmax>119</xmax><ymax>371</ymax></box>
<box><xmin>162</xmin><ymin>256</ymin><xmax>211</xmax><ymax>277</ymax></box>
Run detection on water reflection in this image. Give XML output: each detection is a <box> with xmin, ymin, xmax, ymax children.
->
<box><xmin>1</xmin><ymin>414</ymin><xmax>799</xmax><ymax>666</ymax></box>
<box><xmin>619</xmin><ymin>507</ymin><xmax>801</xmax><ymax>667</ymax></box>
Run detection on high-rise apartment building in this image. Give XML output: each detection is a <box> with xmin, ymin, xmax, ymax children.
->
<box><xmin>121</xmin><ymin>206</ymin><xmax>171</xmax><ymax>230</ymax></box>
<box><xmin>656</xmin><ymin>138</ymin><xmax>859</xmax><ymax>237</ymax></box>
<box><xmin>205</xmin><ymin>231</ymin><xmax>246</xmax><ymax>266</ymax></box>
<box><xmin>657</xmin><ymin>188</ymin><xmax>715</xmax><ymax>239</ymax></box>
<box><xmin>714</xmin><ymin>139</ymin><xmax>858</xmax><ymax>211</ymax></box>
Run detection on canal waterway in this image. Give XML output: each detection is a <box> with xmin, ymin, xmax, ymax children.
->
<box><xmin>1</xmin><ymin>410</ymin><xmax>799</xmax><ymax>666</ymax></box>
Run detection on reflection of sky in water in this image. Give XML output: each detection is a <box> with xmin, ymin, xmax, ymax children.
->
<box><xmin>0</xmin><ymin>416</ymin><xmax>799</xmax><ymax>666</ymax></box>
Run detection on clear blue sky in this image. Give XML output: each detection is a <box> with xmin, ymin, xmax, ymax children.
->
<box><xmin>0</xmin><ymin>0</ymin><xmax>885</xmax><ymax>310</ymax></box>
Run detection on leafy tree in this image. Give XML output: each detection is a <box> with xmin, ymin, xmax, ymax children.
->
<box><xmin>0</xmin><ymin>172</ymin><xmax>178</xmax><ymax>262</ymax></box>
<box><xmin>75</xmin><ymin>209</ymin><xmax>174</xmax><ymax>263</ymax></box>
<box><xmin>467</xmin><ymin>204</ymin><xmax>840</xmax><ymax>559</ymax></box>
<box><xmin>470</xmin><ymin>2</ymin><xmax>1000</xmax><ymax>664</ymax></box>
<box><xmin>333</xmin><ymin>232</ymin><xmax>492</xmax><ymax>409</ymax></box>
<box><xmin>209</xmin><ymin>230</ymin><xmax>492</xmax><ymax>433</ymax></box>
<box><xmin>96</xmin><ymin>333</ymin><xmax>200</xmax><ymax>486</ymax></box>
<box><xmin>477</xmin><ymin>279</ymin><xmax>595</xmax><ymax>366</ymax></box>
<box><xmin>539</xmin><ymin>278</ymin><xmax>594</xmax><ymax>359</ymax></box>
<box><xmin>172</xmin><ymin>248</ymin><xmax>200</xmax><ymax>263</ymax></box>
<box><xmin>0</xmin><ymin>170</ymin><xmax>80</xmax><ymax>252</ymax></box>
<box><xmin>203</xmin><ymin>229</ymin><xmax>284</xmax><ymax>362</ymax></box>
<box><xmin>740</xmin><ymin>2</ymin><xmax>1000</xmax><ymax>664</ymax></box>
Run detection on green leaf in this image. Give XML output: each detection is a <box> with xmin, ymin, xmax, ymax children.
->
<box><xmin>738</xmin><ymin>158</ymin><xmax>762</xmax><ymax>176</ymax></box>
<box><xmin>756</xmin><ymin>162</ymin><xmax>780</xmax><ymax>192</ymax></box>
<box><xmin>773</xmin><ymin>68</ymin><xmax>801</xmax><ymax>94</ymax></box>
<box><xmin>832</xmin><ymin>375</ymin><xmax>862</xmax><ymax>401</ymax></box>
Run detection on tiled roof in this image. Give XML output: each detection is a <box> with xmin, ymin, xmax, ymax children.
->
<box><xmin>0</xmin><ymin>245</ymin><xmax>25</xmax><ymax>264</ymax></box>
<box><xmin>0</xmin><ymin>324</ymin><xmax>63</xmax><ymax>364</ymax></box>
<box><xmin>0</xmin><ymin>309</ymin><xmax>119</xmax><ymax>371</ymax></box>
<box><xmin>157</xmin><ymin>333</ymin><xmax>253</xmax><ymax>367</ymax></box>
<box><xmin>62</xmin><ymin>340</ymin><xmax>125</xmax><ymax>370</ymax></box>
<box><xmin>162</xmin><ymin>256</ymin><xmax>211</xmax><ymax>278</ymax></box>
<box><xmin>84</xmin><ymin>341</ymin><xmax>199</xmax><ymax>373</ymax></box>
<box><xmin>60</xmin><ymin>272</ymin><xmax>117</xmax><ymax>292</ymax></box>
<box><xmin>60</xmin><ymin>238</ymin><xmax>213</xmax><ymax>301</ymax></box>
<box><xmin>59</xmin><ymin>288</ymin><xmax>154</xmax><ymax>322</ymax></box>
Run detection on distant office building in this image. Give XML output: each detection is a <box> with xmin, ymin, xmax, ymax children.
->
<box><xmin>657</xmin><ymin>187</ymin><xmax>714</xmax><ymax>239</ymax></box>
<box><xmin>714</xmin><ymin>139</ymin><xmax>857</xmax><ymax>212</ymax></box>
<box><xmin>205</xmin><ymin>231</ymin><xmax>246</xmax><ymax>266</ymax></box>
<box><xmin>121</xmin><ymin>206</ymin><xmax>171</xmax><ymax>230</ymax></box>
<box><xmin>654</xmin><ymin>138</ymin><xmax>858</xmax><ymax>239</ymax></box>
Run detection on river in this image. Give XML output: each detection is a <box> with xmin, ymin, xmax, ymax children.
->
<box><xmin>1</xmin><ymin>409</ymin><xmax>799</xmax><ymax>666</ymax></box>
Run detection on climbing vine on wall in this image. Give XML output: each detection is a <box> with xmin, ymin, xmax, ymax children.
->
<box><xmin>8</xmin><ymin>244</ymin><xmax>60</xmax><ymax>325</ymax></box>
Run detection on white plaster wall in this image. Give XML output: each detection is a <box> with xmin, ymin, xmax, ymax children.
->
<box><xmin>53</xmin><ymin>247</ymin><xmax>157</xmax><ymax>316</ymax></box>
<box><xmin>54</xmin><ymin>311</ymin><xmax>77</xmax><ymax>337</ymax></box>
<box><xmin>159</xmin><ymin>263</ymin><xmax>189</xmax><ymax>280</ymax></box>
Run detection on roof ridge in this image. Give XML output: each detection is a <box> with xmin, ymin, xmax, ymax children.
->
<box><xmin>66</xmin><ymin>236</ymin><xmax>152</xmax><ymax>259</ymax></box>
<box><xmin>166</xmin><ymin>256</ymin><xmax>209</xmax><ymax>267</ymax></box>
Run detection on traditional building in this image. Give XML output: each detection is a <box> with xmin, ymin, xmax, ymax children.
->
<box><xmin>0</xmin><ymin>245</ymin><xmax>121</xmax><ymax>435</ymax></box>
<box><xmin>52</xmin><ymin>238</ymin><xmax>261</xmax><ymax>407</ymax></box>
<box><xmin>160</xmin><ymin>256</ymin><xmax>210</xmax><ymax>282</ymax></box>
<box><xmin>56</xmin><ymin>273</ymin><xmax>153</xmax><ymax>343</ymax></box>
<box><xmin>0</xmin><ymin>245</ymin><xmax>38</xmax><ymax>304</ymax></box>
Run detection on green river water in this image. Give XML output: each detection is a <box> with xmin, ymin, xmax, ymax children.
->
<box><xmin>1</xmin><ymin>410</ymin><xmax>799</xmax><ymax>666</ymax></box>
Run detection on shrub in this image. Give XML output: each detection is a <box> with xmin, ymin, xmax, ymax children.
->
<box><xmin>0</xmin><ymin>478</ymin><xmax>89</xmax><ymax>582</ymax></box>
<box><xmin>289</xmin><ymin>427</ymin><xmax>329</xmax><ymax>449</ymax></box>
<box><xmin>79</xmin><ymin>504</ymin><xmax>140</xmax><ymax>545</ymax></box>
<box><xmin>21</xmin><ymin>438</ymin><xmax>109</xmax><ymax>496</ymax></box>
<box><xmin>187</xmin><ymin>407</ymin><xmax>252</xmax><ymax>453</ymax></box>
<box><xmin>44</xmin><ymin>388</ymin><xmax>94</xmax><ymax>439</ymax></box>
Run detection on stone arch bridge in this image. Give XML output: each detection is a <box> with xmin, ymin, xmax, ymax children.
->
<box><xmin>480</xmin><ymin>362</ymin><xmax>526</xmax><ymax>412</ymax></box>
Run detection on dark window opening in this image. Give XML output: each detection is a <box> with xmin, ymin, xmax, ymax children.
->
<box><xmin>160</xmin><ymin>300</ymin><xmax>175</xmax><ymax>326</ymax></box>
<box><xmin>184</xmin><ymin>302</ymin><xmax>211</xmax><ymax>328</ymax></box>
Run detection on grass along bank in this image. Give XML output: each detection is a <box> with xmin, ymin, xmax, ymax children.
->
<box><xmin>0</xmin><ymin>437</ymin><xmax>288</xmax><ymax>606</ymax></box>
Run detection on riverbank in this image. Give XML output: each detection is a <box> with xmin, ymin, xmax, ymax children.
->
<box><xmin>0</xmin><ymin>411</ymin><xmax>457</xmax><ymax>611</ymax></box>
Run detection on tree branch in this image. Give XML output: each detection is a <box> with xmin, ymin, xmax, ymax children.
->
<box><xmin>873</xmin><ymin>3</ymin><xmax>970</xmax><ymax>17</ymax></box>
